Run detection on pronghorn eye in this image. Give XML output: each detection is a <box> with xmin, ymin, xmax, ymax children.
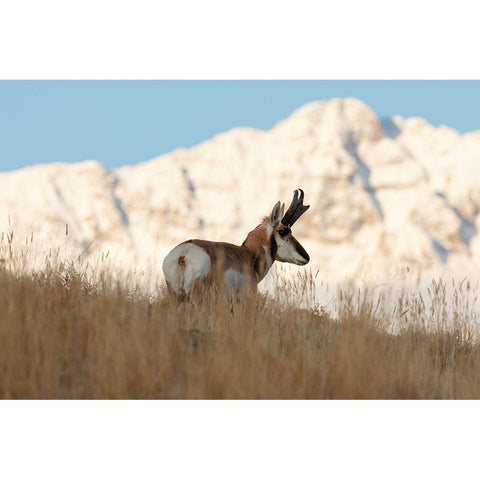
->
<box><xmin>279</xmin><ymin>228</ymin><xmax>291</xmax><ymax>237</ymax></box>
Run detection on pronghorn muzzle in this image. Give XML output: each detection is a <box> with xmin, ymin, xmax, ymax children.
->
<box><xmin>292</xmin><ymin>237</ymin><xmax>310</xmax><ymax>265</ymax></box>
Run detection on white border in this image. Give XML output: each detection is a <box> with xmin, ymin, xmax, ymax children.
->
<box><xmin>1</xmin><ymin>400</ymin><xmax>479</xmax><ymax>479</ymax></box>
<box><xmin>1</xmin><ymin>1</ymin><xmax>480</xmax><ymax>79</ymax></box>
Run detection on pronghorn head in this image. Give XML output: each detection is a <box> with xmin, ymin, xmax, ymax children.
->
<box><xmin>268</xmin><ymin>189</ymin><xmax>310</xmax><ymax>266</ymax></box>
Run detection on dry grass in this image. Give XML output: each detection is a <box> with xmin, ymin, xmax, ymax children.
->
<box><xmin>2</xmin><ymin>254</ymin><xmax>480</xmax><ymax>399</ymax></box>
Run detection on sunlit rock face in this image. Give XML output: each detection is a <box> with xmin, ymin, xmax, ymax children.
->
<box><xmin>1</xmin><ymin>98</ymin><xmax>480</xmax><ymax>282</ymax></box>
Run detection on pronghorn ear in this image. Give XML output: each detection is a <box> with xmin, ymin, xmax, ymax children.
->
<box><xmin>269</xmin><ymin>201</ymin><xmax>283</xmax><ymax>225</ymax></box>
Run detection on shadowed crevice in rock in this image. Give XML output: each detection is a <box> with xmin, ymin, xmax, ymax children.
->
<box><xmin>381</xmin><ymin>117</ymin><xmax>401</xmax><ymax>139</ymax></box>
<box><xmin>108</xmin><ymin>171</ymin><xmax>135</xmax><ymax>249</ymax></box>
<box><xmin>432</xmin><ymin>238</ymin><xmax>449</xmax><ymax>263</ymax></box>
<box><xmin>181</xmin><ymin>167</ymin><xmax>196</xmax><ymax>197</ymax></box>
<box><xmin>181</xmin><ymin>166</ymin><xmax>196</xmax><ymax>212</ymax></box>
<box><xmin>345</xmin><ymin>136</ymin><xmax>384</xmax><ymax>222</ymax></box>
<box><xmin>113</xmin><ymin>196</ymin><xmax>130</xmax><ymax>229</ymax></box>
<box><xmin>435</xmin><ymin>192</ymin><xmax>478</xmax><ymax>248</ymax></box>
<box><xmin>110</xmin><ymin>173</ymin><xmax>130</xmax><ymax>230</ymax></box>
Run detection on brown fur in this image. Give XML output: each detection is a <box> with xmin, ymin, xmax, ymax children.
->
<box><xmin>181</xmin><ymin>220</ymin><xmax>274</xmax><ymax>292</ymax></box>
<box><xmin>181</xmin><ymin>239</ymin><xmax>258</xmax><ymax>292</ymax></box>
<box><xmin>183</xmin><ymin>239</ymin><xmax>254</xmax><ymax>272</ymax></box>
<box><xmin>241</xmin><ymin>222</ymin><xmax>273</xmax><ymax>281</ymax></box>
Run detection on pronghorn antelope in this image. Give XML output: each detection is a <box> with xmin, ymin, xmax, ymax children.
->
<box><xmin>162</xmin><ymin>189</ymin><xmax>310</xmax><ymax>299</ymax></box>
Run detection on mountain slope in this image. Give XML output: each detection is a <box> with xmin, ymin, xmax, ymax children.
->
<box><xmin>1</xmin><ymin>98</ymin><xmax>480</xmax><ymax>282</ymax></box>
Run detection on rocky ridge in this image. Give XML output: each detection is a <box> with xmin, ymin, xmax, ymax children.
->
<box><xmin>2</xmin><ymin>98</ymin><xmax>480</xmax><ymax>284</ymax></box>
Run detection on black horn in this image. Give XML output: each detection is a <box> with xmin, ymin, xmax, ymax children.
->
<box><xmin>281</xmin><ymin>189</ymin><xmax>310</xmax><ymax>227</ymax></box>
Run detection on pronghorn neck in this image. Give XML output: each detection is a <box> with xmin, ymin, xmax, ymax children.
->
<box><xmin>241</xmin><ymin>221</ymin><xmax>275</xmax><ymax>282</ymax></box>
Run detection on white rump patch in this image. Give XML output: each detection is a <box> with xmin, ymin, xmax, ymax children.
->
<box><xmin>162</xmin><ymin>243</ymin><xmax>211</xmax><ymax>295</ymax></box>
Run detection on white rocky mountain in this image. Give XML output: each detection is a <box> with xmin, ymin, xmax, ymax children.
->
<box><xmin>2</xmin><ymin>98</ymin><xmax>480</xmax><ymax>284</ymax></box>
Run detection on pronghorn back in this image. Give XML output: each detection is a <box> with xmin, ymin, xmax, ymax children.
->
<box><xmin>162</xmin><ymin>239</ymin><xmax>256</xmax><ymax>298</ymax></box>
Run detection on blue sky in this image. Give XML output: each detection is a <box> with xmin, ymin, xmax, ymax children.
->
<box><xmin>1</xmin><ymin>80</ymin><xmax>479</xmax><ymax>172</ymax></box>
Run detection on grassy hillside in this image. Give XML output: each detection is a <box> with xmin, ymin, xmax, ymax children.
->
<box><xmin>1</xmin><ymin>256</ymin><xmax>480</xmax><ymax>399</ymax></box>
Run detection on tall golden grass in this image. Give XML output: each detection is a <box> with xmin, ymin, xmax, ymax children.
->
<box><xmin>1</xmin><ymin>234</ymin><xmax>480</xmax><ymax>399</ymax></box>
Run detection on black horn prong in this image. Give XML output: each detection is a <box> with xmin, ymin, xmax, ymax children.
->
<box><xmin>292</xmin><ymin>189</ymin><xmax>298</xmax><ymax>204</ymax></box>
<box><xmin>281</xmin><ymin>188</ymin><xmax>309</xmax><ymax>227</ymax></box>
